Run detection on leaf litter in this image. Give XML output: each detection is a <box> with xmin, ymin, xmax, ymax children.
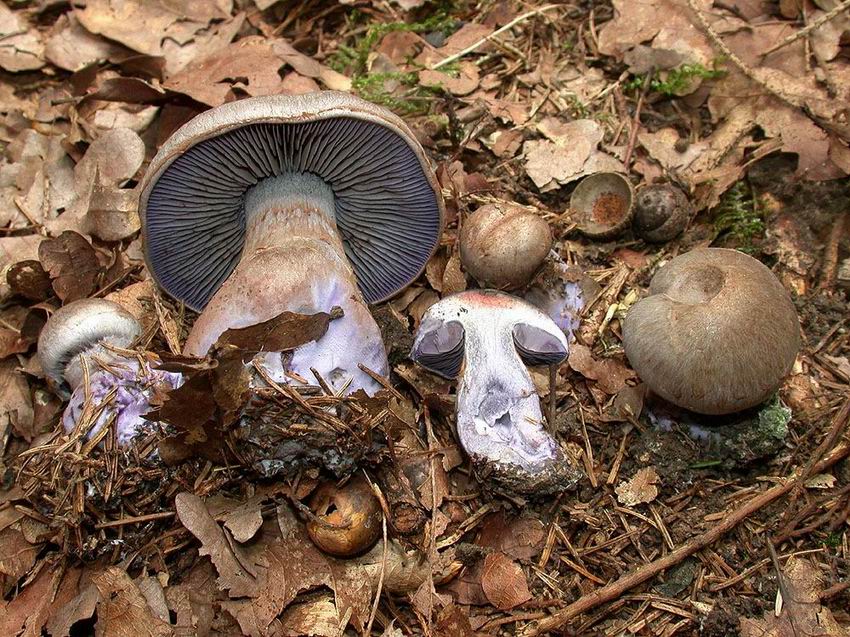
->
<box><xmin>0</xmin><ymin>0</ymin><xmax>848</xmax><ymax>635</ymax></box>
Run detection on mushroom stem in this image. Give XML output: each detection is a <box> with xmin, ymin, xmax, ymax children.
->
<box><xmin>456</xmin><ymin>333</ymin><xmax>558</xmax><ymax>475</ymax></box>
<box><xmin>184</xmin><ymin>172</ymin><xmax>388</xmax><ymax>395</ymax></box>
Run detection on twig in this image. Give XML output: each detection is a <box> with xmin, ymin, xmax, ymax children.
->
<box><xmin>431</xmin><ymin>4</ymin><xmax>561</xmax><ymax>70</ymax></box>
<box><xmin>622</xmin><ymin>68</ymin><xmax>654</xmax><ymax>169</ymax></box>
<box><xmin>522</xmin><ymin>435</ymin><xmax>850</xmax><ymax>635</ymax></box>
<box><xmin>762</xmin><ymin>0</ymin><xmax>850</xmax><ymax>57</ymax></box>
<box><xmin>818</xmin><ymin>211</ymin><xmax>848</xmax><ymax>290</ymax></box>
<box><xmin>364</xmin><ymin>512</ymin><xmax>388</xmax><ymax>636</ymax></box>
<box><xmin>685</xmin><ymin>0</ymin><xmax>803</xmax><ymax>111</ymax></box>
<box><xmin>94</xmin><ymin>511</ymin><xmax>175</xmax><ymax>528</ymax></box>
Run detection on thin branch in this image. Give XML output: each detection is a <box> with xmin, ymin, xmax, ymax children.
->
<box><xmin>762</xmin><ymin>0</ymin><xmax>850</xmax><ymax>57</ymax></box>
<box><xmin>431</xmin><ymin>4</ymin><xmax>561</xmax><ymax>70</ymax></box>
<box><xmin>523</xmin><ymin>432</ymin><xmax>850</xmax><ymax>636</ymax></box>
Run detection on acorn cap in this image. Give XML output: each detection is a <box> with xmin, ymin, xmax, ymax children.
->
<box><xmin>139</xmin><ymin>92</ymin><xmax>445</xmax><ymax>311</ymax></box>
<box><xmin>623</xmin><ymin>248</ymin><xmax>801</xmax><ymax>415</ymax></box>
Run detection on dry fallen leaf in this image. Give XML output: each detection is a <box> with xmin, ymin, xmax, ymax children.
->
<box><xmin>480</xmin><ymin>552</ymin><xmax>532</xmax><ymax>611</ymax></box>
<box><xmin>38</xmin><ymin>231</ymin><xmax>103</xmax><ymax>302</ymax></box>
<box><xmin>175</xmin><ymin>492</ymin><xmax>260</xmax><ymax>598</ymax></box>
<box><xmin>740</xmin><ymin>557</ymin><xmax>849</xmax><ymax>637</ymax></box>
<box><xmin>568</xmin><ymin>344</ymin><xmax>636</xmax><ymax>395</ymax></box>
<box><xmin>0</xmin><ymin>3</ymin><xmax>45</xmax><ymax>72</ymax></box>
<box><xmin>616</xmin><ymin>466</ymin><xmax>660</xmax><ymax>506</ymax></box>
<box><xmin>92</xmin><ymin>567</ymin><xmax>174</xmax><ymax>637</ymax></box>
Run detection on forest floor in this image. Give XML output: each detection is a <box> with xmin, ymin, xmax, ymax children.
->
<box><xmin>0</xmin><ymin>0</ymin><xmax>849</xmax><ymax>635</ymax></box>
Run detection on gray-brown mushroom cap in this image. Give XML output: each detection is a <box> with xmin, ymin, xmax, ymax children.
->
<box><xmin>139</xmin><ymin>91</ymin><xmax>445</xmax><ymax>311</ymax></box>
<box><xmin>37</xmin><ymin>299</ymin><xmax>141</xmax><ymax>398</ymax></box>
<box><xmin>623</xmin><ymin>248</ymin><xmax>801</xmax><ymax>415</ymax></box>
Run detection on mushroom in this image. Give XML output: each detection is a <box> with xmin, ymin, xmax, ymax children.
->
<box><xmin>37</xmin><ymin>299</ymin><xmax>182</xmax><ymax>444</ymax></box>
<box><xmin>139</xmin><ymin>92</ymin><xmax>443</xmax><ymax>396</ymax></box>
<box><xmin>460</xmin><ymin>203</ymin><xmax>552</xmax><ymax>290</ymax></box>
<box><xmin>623</xmin><ymin>248</ymin><xmax>801</xmax><ymax>415</ymax></box>
<box><xmin>571</xmin><ymin>172</ymin><xmax>634</xmax><ymax>239</ymax></box>
<box><xmin>306</xmin><ymin>475</ymin><xmax>382</xmax><ymax>557</ymax></box>
<box><xmin>411</xmin><ymin>290</ymin><xmax>581</xmax><ymax>494</ymax></box>
<box><xmin>525</xmin><ymin>252</ymin><xmax>601</xmax><ymax>338</ymax></box>
<box><xmin>633</xmin><ymin>183</ymin><xmax>692</xmax><ymax>242</ymax></box>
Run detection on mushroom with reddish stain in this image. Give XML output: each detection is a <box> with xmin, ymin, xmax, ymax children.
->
<box><xmin>37</xmin><ymin>299</ymin><xmax>182</xmax><ymax>445</ymax></box>
<box><xmin>139</xmin><ymin>92</ymin><xmax>444</xmax><ymax>396</ymax></box>
<box><xmin>411</xmin><ymin>290</ymin><xmax>581</xmax><ymax>494</ymax></box>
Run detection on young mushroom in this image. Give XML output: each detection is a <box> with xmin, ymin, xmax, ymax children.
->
<box><xmin>37</xmin><ymin>299</ymin><xmax>182</xmax><ymax>445</ymax></box>
<box><xmin>633</xmin><ymin>183</ymin><xmax>692</xmax><ymax>242</ymax></box>
<box><xmin>139</xmin><ymin>92</ymin><xmax>443</xmax><ymax>396</ymax></box>
<box><xmin>460</xmin><ymin>203</ymin><xmax>552</xmax><ymax>290</ymax></box>
<box><xmin>623</xmin><ymin>248</ymin><xmax>801</xmax><ymax>415</ymax></box>
<box><xmin>411</xmin><ymin>290</ymin><xmax>580</xmax><ymax>494</ymax></box>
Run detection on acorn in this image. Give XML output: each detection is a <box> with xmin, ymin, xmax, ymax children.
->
<box><xmin>306</xmin><ymin>476</ymin><xmax>382</xmax><ymax>557</ymax></box>
<box><xmin>571</xmin><ymin>172</ymin><xmax>634</xmax><ymax>239</ymax></box>
<box><xmin>633</xmin><ymin>183</ymin><xmax>692</xmax><ymax>242</ymax></box>
<box><xmin>460</xmin><ymin>202</ymin><xmax>552</xmax><ymax>290</ymax></box>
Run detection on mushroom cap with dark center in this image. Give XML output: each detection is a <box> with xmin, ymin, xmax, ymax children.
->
<box><xmin>139</xmin><ymin>92</ymin><xmax>445</xmax><ymax>311</ymax></box>
<box><xmin>623</xmin><ymin>248</ymin><xmax>801</xmax><ymax>415</ymax></box>
<box><xmin>38</xmin><ymin>299</ymin><xmax>141</xmax><ymax>398</ymax></box>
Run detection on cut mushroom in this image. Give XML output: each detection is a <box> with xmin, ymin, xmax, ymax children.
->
<box><xmin>623</xmin><ymin>248</ymin><xmax>801</xmax><ymax>415</ymax></box>
<box><xmin>139</xmin><ymin>92</ymin><xmax>444</xmax><ymax>396</ymax></box>
<box><xmin>37</xmin><ymin>299</ymin><xmax>182</xmax><ymax>445</ymax></box>
<box><xmin>411</xmin><ymin>290</ymin><xmax>581</xmax><ymax>494</ymax></box>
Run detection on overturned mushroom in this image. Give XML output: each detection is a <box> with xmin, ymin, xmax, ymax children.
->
<box><xmin>623</xmin><ymin>248</ymin><xmax>800</xmax><ymax>415</ymax></box>
<box><xmin>411</xmin><ymin>290</ymin><xmax>580</xmax><ymax>494</ymax></box>
<box><xmin>37</xmin><ymin>299</ymin><xmax>182</xmax><ymax>445</ymax></box>
<box><xmin>139</xmin><ymin>92</ymin><xmax>443</xmax><ymax>396</ymax></box>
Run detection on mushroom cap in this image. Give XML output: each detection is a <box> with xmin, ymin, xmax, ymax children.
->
<box><xmin>139</xmin><ymin>92</ymin><xmax>445</xmax><ymax>311</ymax></box>
<box><xmin>37</xmin><ymin>299</ymin><xmax>141</xmax><ymax>397</ymax></box>
<box><xmin>571</xmin><ymin>172</ymin><xmax>634</xmax><ymax>239</ymax></box>
<box><xmin>623</xmin><ymin>248</ymin><xmax>800</xmax><ymax>415</ymax></box>
<box><xmin>633</xmin><ymin>183</ymin><xmax>692</xmax><ymax>243</ymax></box>
<box><xmin>306</xmin><ymin>476</ymin><xmax>382</xmax><ymax>557</ymax></box>
<box><xmin>460</xmin><ymin>203</ymin><xmax>552</xmax><ymax>290</ymax></box>
<box><xmin>411</xmin><ymin>290</ymin><xmax>569</xmax><ymax>378</ymax></box>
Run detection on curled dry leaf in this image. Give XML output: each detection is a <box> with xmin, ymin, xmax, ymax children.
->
<box><xmin>0</xmin><ymin>4</ymin><xmax>45</xmax><ymax>72</ymax></box>
<box><xmin>175</xmin><ymin>492</ymin><xmax>260</xmax><ymax>598</ymax></box>
<box><xmin>480</xmin><ymin>552</ymin><xmax>532</xmax><ymax>611</ymax></box>
<box><xmin>45</xmin><ymin>14</ymin><xmax>127</xmax><ymax>72</ymax></box>
<box><xmin>38</xmin><ymin>231</ymin><xmax>102</xmax><ymax>302</ymax></box>
<box><xmin>216</xmin><ymin>307</ymin><xmax>341</xmax><ymax>354</ymax></box>
<box><xmin>568</xmin><ymin>344</ymin><xmax>636</xmax><ymax>395</ymax></box>
<box><xmin>476</xmin><ymin>513</ymin><xmax>546</xmax><ymax>562</ymax></box>
<box><xmin>76</xmin><ymin>0</ymin><xmax>231</xmax><ymax>58</ymax></box>
<box><xmin>92</xmin><ymin>567</ymin><xmax>173</xmax><ymax>637</ymax></box>
<box><xmin>5</xmin><ymin>260</ymin><xmax>52</xmax><ymax>302</ymax></box>
<box><xmin>615</xmin><ymin>466</ymin><xmax>660</xmax><ymax>506</ymax></box>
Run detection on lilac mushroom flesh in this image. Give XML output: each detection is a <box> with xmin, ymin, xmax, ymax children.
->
<box><xmin>37</xmin><ymin>299</ymin><xmax>182</xmax><ymax>445</ymax></box>
<box><xmin>411</xmin><ymin>290</ymin><xmax>580</xmax><ymax>494</ymax></box>
<box><xmin>139</xmin><ymin>92</ymin><xmax>444</xmax><ymax>396</ymax></box>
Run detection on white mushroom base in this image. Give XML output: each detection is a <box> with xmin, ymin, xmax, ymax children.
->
<box><xmin>184</xmin><ymin>173</ymin><xmax>388</xmax><ymax>396</ymax></box>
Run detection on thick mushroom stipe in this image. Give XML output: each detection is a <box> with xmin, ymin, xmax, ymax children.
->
<box><xmin>37</xmin><ymin>299</ymin><xmax>182</xmax><ymax>445</ymax></box>
<box><xmin>140</xmin><ymin>92</ymin><xmax>444</xmax><ymax>396</ymax></box>
<box><xmin>411</xmin><ymin>290</ymin><xmax>581</xmax><ymax>494</ymax></box>
<box><xmin>623</xmin><ymin>248</ymin><xmax>801</xmax><ymax>415</ymax></box>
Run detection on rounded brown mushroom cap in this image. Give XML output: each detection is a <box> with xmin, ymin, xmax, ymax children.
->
<box><xmin>633</xmin><ymin>183</ymin><xmax>692</xmax><ymax>243</ymax></box>
<box><xmin>37</xmin><ymin>299</ymin><xmax>141</xmax><ymax>398</ymax></box>
<box><xmin>306</xmin><ymin>476</ymin><xmax>382</xmax><ymax>557</ymax></box>
<box><xmin>139</xmin><ymin>91</ymin><xmax>445</xmax><ymax>310</ymax></box>
<box><xmin>623</xmin><ymin>248</ymin><xmax>800</xmax><ymax>415</ymax></box>
<box><xmin>460</xmin><ymin>203</ymin><xmax>552</xmax><ymax>290</ymax></box>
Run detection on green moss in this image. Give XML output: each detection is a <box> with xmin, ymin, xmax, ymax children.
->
<box><xmin>327</xmin><ymin>12</ymin><xmax>457</xmax><ymax>115</ymax></box>
<box><xmin>626</xmin><ymin>61</ymin><xmax>726</xmax><ymax>96</ymax></box>
<box><xmin>713</xmin><ymin>181</ymin><xmax>767</xmax><ymax>253</ymax></box>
